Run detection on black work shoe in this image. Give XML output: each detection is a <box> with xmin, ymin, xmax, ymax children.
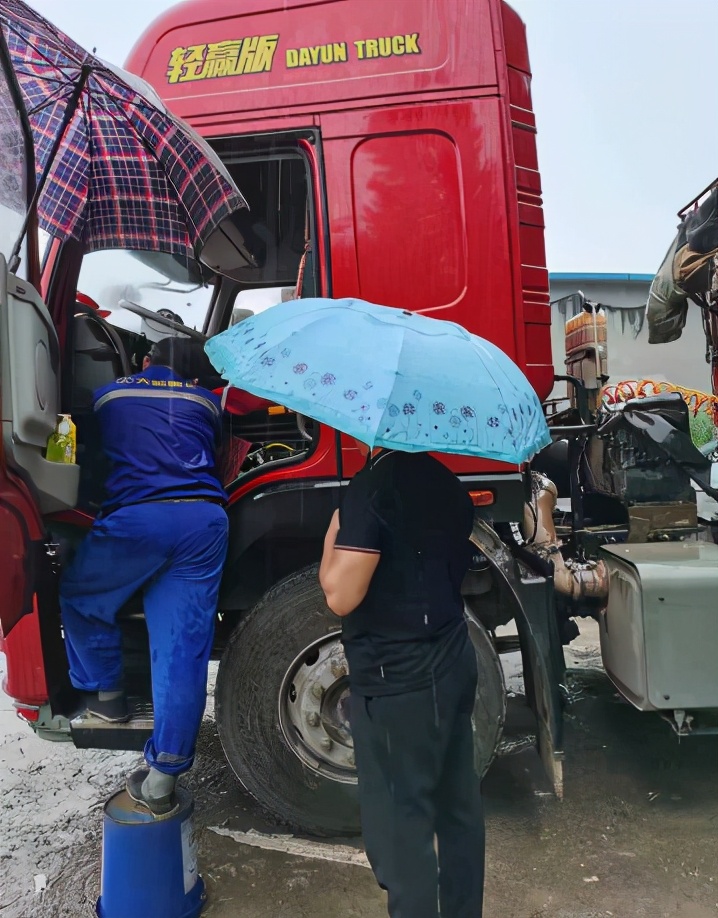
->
<box><xmin>126</xmin><ymin>769</ymin><xmax>179</xmax><ymax>818</ymax></box>
<box><xmin>84</xmin><ymin>692</ymin><xmax>130</xmax><ymax>723</ymax></box>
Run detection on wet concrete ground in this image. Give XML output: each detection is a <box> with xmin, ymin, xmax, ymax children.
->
<box><xmin>3</xmin><ymin>622</ymin><xmax>718</xmax><ymax>918</ymax></box>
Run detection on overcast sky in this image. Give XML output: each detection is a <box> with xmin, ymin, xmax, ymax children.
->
<box><xmin>28</xmin><ymin>0</ymin><xmax>718</xmax><ymax>276</ymax></box>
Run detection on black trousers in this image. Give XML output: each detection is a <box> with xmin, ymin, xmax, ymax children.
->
<box><xmin>350</xmin><ymin>637</ymin><xmax>484</xmax><ymax>918</ymax></box>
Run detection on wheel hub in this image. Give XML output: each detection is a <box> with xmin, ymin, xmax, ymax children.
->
<box><xmin>278</xmin><ymin>616</ymin><xmax>505</xmax><ymax>784</ymax></box>
<box><xmin>279</xmin><ymin>632</ymin><xmax>357</xmax><ymax>783</ymax></box>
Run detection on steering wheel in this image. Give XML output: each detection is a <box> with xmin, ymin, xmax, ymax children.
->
<box><xmin>118</xmin><ymin>298</ymin><xmax>207</xmax><ymax>342</ymax></box>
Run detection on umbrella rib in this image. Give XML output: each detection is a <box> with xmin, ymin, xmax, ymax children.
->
<box><xmin>75</xmin><ymin>88</ymin><xmax>93</xmax><ymax>243</ymax></box>
<box><xmin>25</xmin><ymin>81</ymin><xmax>71</xmax><ymax>117</ymax></box>
<box><xmin>1</xmin><ymin>18</ymin><xmax>86</xmax><ymax>70</ymax></box>
<box><xmin>95</xmin><ymin>71</ymin><xmax>247</xmax><ymax>232</ymax></box>
<box><xmin>6</xmin><ymin>2</ymin><xmax>91</xmax><ymax>72</ymax></box>
<box><xmin>2</xmin><ymin>20</ymin><xmax>89</xmax><ymax>116</ymax></box>
<box><xmin>89</xmin><ymin>81</ymin><xmax>203</xmax><ymax>243</ymax></box>
<box><xmin>12</xmin><ymin>66</ymin><xmax>76</xmax><ymax>94</ymax></box>
<box><xmin>9</xmin><ymin>60</ymin><xmax>91</xmax><ymax>270</ymax></box>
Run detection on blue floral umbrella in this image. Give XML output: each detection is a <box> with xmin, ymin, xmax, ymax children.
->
<box><xmin>206</xmin><ymin>297</ymin><xmax>551</xmax><ymax>464</ymax></box>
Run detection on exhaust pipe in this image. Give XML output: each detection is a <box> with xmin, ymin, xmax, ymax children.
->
<box><xmin>522</xmin><ymin>472</ymin><xmax>608</xmax><ymax>605</ymax></box>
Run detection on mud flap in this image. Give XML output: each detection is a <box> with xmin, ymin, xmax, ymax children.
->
<box><xmin>470</xmin><ymin>519</ymin><xmax>566</xmax><ymax>797</ymax></box>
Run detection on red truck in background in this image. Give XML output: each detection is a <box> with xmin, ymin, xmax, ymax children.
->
<box><xmin>1</xmin><ymin>0</ymin><xmax>565</xmax><ymax>836</ymax></box>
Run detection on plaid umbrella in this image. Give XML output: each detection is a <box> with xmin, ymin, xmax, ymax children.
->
<box><xmin>0</xmin><ymin>0</ymin><xmax>247</xmax><ymax>259</ymax></box>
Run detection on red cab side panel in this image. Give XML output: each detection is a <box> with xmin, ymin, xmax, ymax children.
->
<box><xmin>0</xmin><ymin>601</ymin><xmax>48</xmax><ymax>706</ymax></box>
<box><xmin>125</xmin><ymin>0</ymin><xmax>551</xmax><ymax>404</ymax></box>
<box><xmin>0</xmin><ymin>468</ymin><xmax>43</xmax><ymax>635</ymax></box>
<box><xmin>126</xmin><ymin>0</ymin><xmax>498</xmax><ymax>123</ymax></box>
<box><xmin>0</xmin><ymin>469</ymin><xmax>48</xmax><ymax>706</ymax></box>
<box><xmin>499</xmin><ymin>2</ymin><xmax>552</xmax><ymax>399</ymax></box>
<box><xmin>321</xmin><ymin>100</ymin><xmax>521</xmax><ymax>367</ymax></box>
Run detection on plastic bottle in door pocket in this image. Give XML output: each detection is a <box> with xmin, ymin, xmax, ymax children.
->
<box><xmin>46</xmin><ymin>414</ymin><xmax>77</xmax><ymax>464</ymax></box>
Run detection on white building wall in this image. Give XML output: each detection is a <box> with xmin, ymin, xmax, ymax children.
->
<box><xmin>548</xmin><ymin>276</ymin><xmax>711</xmax><ymax>401</ymax></box>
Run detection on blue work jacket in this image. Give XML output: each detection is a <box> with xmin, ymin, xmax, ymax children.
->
<box><xmin>93</xmin><ymin>365</ymin><xmax>227</xmax><ymax>512</ymax></box>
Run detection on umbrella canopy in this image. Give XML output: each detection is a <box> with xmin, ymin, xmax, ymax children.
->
<box><xmin>205</xmin><ymin>297</ymin><xmax>551</xmax><ymax>464</ymax></box>
<box><xmin>0</xmin><ymin>0</ymin><xmax>247</xmax><ymax>260</ymax></box>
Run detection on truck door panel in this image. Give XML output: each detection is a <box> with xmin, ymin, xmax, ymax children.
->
<box><xmin>0</xmin><ymin>257</ymin><xmax>79</xmax><ymax>516</ymax></box>
<box><xmin>320</xmin><ymin>101</ymin><xmax>520</xmax><ymax>362</ymax></box>
<box><xmin>321</xmin><ymin>101</ymin><xmax>522</xmax><ymax>476</ymax></box>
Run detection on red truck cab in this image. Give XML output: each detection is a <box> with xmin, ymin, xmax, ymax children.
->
<box><xmin>127</xmin><ymin>0</ymin><xmax>551</xmax><ymax>395</ymax></box>
<box><xmin>1</xmin><ymin>0</ymin><xmax>561</xmax><ymax>835</ymax></box>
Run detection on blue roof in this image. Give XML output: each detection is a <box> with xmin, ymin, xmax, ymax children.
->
<box><xmin>549</xmin><ymin>272</ymin><xmax>653</xmax><ymax>283</ymax></box>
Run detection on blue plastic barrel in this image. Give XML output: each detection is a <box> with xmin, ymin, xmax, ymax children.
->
<box><xmin>96</xmin><ymin>787</ymin><xmax>206</xmax><ymax>918</ymax></box>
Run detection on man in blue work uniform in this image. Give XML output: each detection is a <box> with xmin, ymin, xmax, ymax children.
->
<box><xmin>320</xmin><ymin>446</ymin><xmax>484</xmax><ymax>918</ymax></box>
<box><xmin>60</xmin><ymin>337</ymin><xmax>229</xmax><ymax>817</ymax></box>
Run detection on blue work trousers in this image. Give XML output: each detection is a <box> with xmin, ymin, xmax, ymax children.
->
<box><xmin>60</xmin><ymin>501</ymin><xmax>229</xmax><ymax>776</ymax></box>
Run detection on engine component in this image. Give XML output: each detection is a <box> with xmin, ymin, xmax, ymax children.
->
<box><xmin>522</xmin><ymin>472</ymin><xmax>608</xmax><ymax>606</ymax></box>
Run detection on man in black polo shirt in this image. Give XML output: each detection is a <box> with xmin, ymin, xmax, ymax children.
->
<box><xmin>319</xmin><ymin>447</ymin><xmax>484</xmax><ymax>918</ymax></box>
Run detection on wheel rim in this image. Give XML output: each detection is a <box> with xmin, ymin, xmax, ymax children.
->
<box><xmin>278</xmin><ymin>631</ymin><xmax>358</xmax><ymax>784</ymax></box>
<box><xmin>278</xmin><ymin>619</ymin><xmax>505</xmax><ymax>784</ymax></box>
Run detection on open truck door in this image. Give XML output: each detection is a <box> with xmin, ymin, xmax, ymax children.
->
<box><xmin>0</xmin><ymin>260</ymin><xmax>80</xmax><ymax>520</ymax></box>
<box><xmin>0</xmin><ymin>31</ymin><xmax>78</xmax><ymax>638</ymax></box>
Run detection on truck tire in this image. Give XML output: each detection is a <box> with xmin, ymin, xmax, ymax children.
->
<box><xmin>215</xmin><ymin>565</ymin><xmax>505</xmax><ymax>837</ymax></box>
<box><xmin>216</xmin><ymin>565</ymin><xmax>359</xmax><ymax>836</ymax></box>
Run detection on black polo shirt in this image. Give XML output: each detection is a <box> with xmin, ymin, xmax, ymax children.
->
<box><xmin>335</xmin><ymin>450</ymin><xmax>474</xmax><ymax>696</ymax></box>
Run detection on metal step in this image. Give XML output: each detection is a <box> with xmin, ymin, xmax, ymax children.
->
<box><xmin>69</xmin><ymin>696</ymin><xmax>153</xmax><ymax>752</ymax></box>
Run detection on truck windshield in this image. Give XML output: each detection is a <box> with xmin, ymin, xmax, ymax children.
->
<box><xmin>77</xmin><ymin>248</ymin><xmax>215</xmax><ymax>339</ymax></box>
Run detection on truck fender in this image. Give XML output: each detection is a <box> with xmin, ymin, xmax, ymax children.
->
<box><xmin>469</xmin><ymin>518</ymin><xmax>566</xmax><ymax>797</ymax></box>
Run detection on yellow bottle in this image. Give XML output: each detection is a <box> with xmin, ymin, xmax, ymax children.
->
<box><xmin>46</xmin><ymin>414</ymin><xmax>77</xmax><ymax>464</ymax></box>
